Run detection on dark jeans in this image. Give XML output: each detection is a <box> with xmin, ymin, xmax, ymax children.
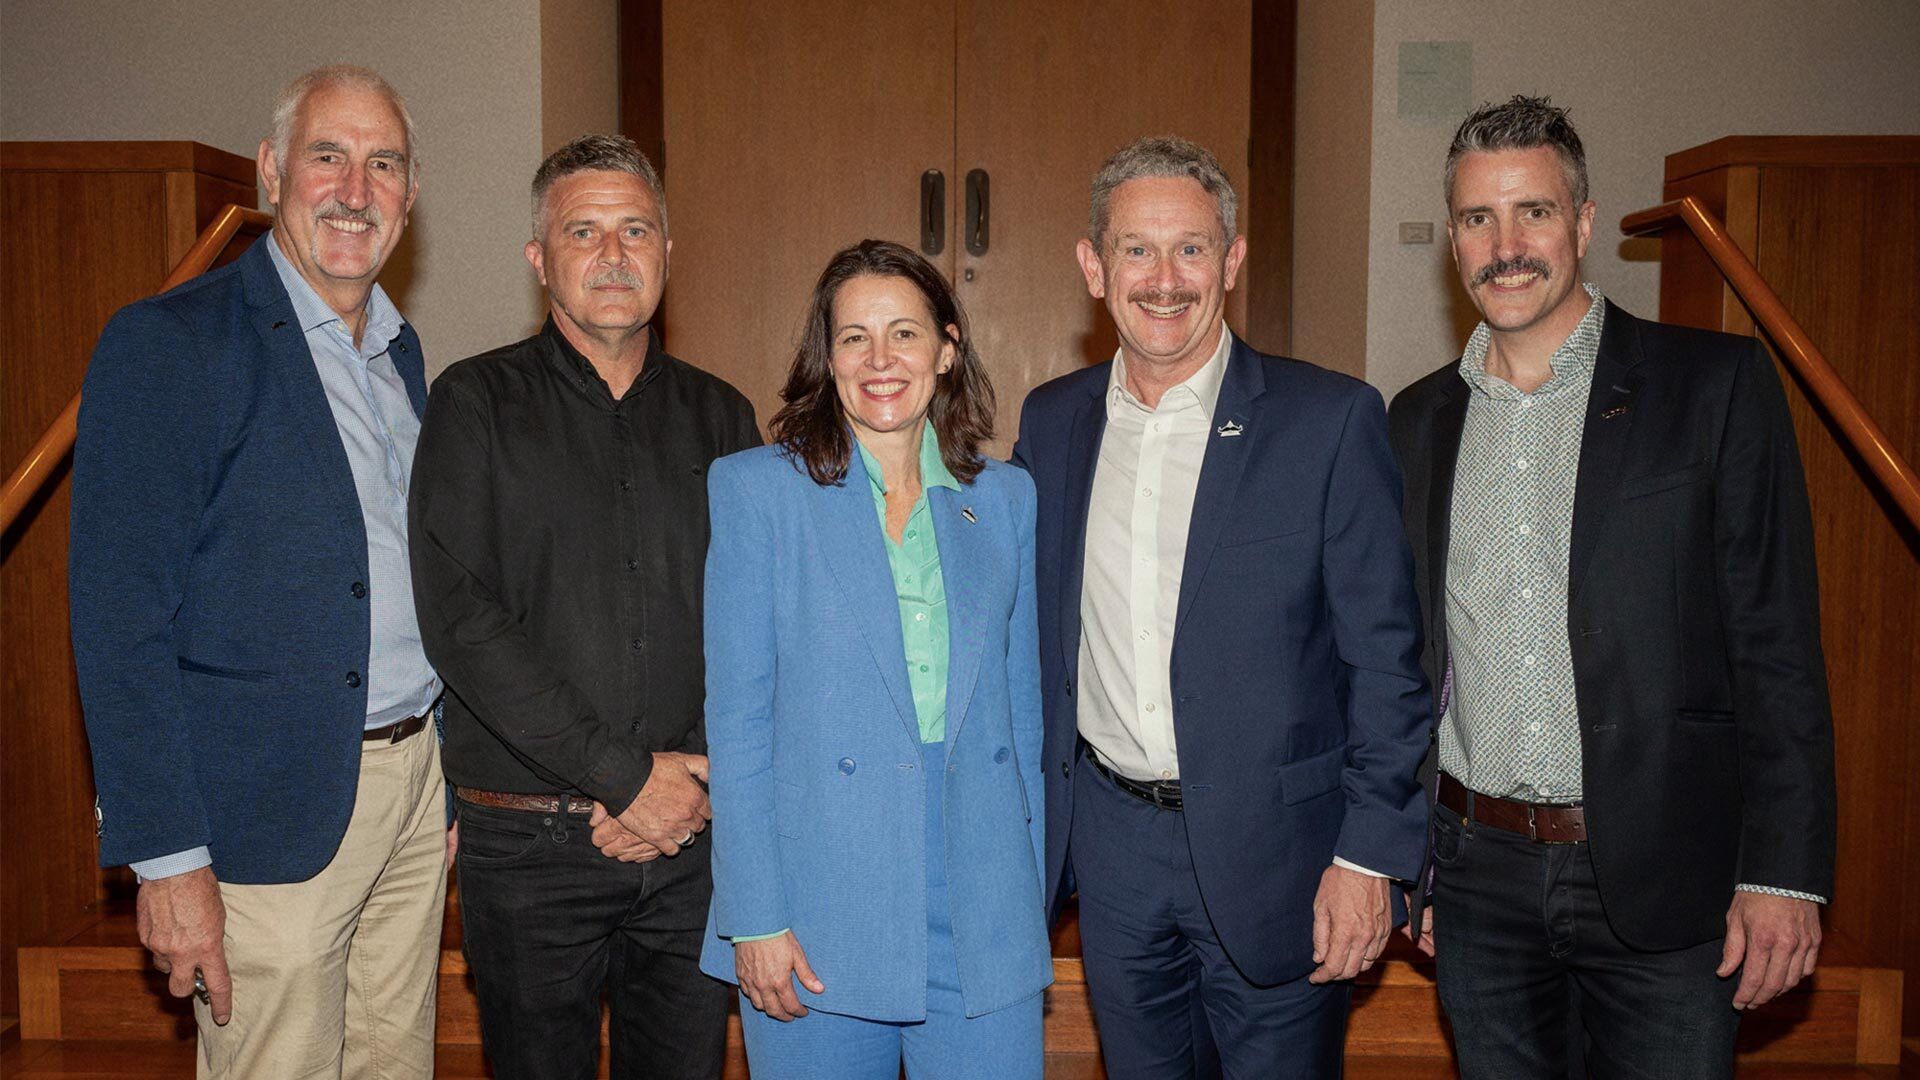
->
<box><xmin>1430</xmin><ymin>802</ymin><xmax>1739</xmax><ymax>1079</ymax></box>
<box><xmin>1071</xmin><ymin>757</ymin><xmax>1350</xmax><ymax>1079</ymax></box>
<box><xmin>456</xmin><ymin>799</ymin><xmax>732</xmax><ymax>1080</ymax></box>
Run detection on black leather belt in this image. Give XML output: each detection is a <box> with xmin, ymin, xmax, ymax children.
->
<box><xmin>1091</xmin><ymin>756</ymin><xmax>1184</xmax><ymax>811</ymax></box>
<box><xmin>364</xmin><ymin>711</ymin><xmax>430</xmax><ymax>745</ymax></box>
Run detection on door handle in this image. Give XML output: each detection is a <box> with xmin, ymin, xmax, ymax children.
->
<box><xmin>920</xmin><ymin>169</ymin><xmax>945</xmax><ymax>256</ymax></box>
<box><xmin>964</xmin><ymin>168</ymin><xmax>990</xmax><ymax>256</ymax></box>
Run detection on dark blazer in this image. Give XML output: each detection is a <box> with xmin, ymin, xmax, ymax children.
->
<box><xmin>1386</xmin><ymin>302</ymin><xmax>1836</xmax><ymax>950</ymax></box>
<box><xmin>70</xmin><ymin>238</ymin><xmax>426</xmax><ymax>884</ymax></box>
<box><xmin>698</xmin><ymin>448</ymin><xmax>1051</xmax><ymax>1021</ymax></box>
<box><xmin>1013</xmin><ymin>335</ymin><xmax>1432</xmax><ymax>986</ymax></box>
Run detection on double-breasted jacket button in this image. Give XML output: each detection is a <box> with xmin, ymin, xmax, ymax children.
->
<box><xmin>838</xmin><ymin>757</ymin><xmax>857</xmax><ymax>775</ymax></box>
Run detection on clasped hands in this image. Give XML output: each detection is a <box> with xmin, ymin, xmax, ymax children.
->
<box><xmin>589</xmin><ymin>750</ymin><xmax>712</xmax><ymax>862</ymax></box>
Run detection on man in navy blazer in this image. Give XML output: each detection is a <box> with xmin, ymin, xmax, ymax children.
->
<box><xmin>70</xmin><ymin>66</ymin><xmax>449</xmax><ymax>1078</ymax></box>
<box><xmin>1012</xmin><ymin>137</ymin><xmax>1430</xmax><ymax>1077</ymax></box>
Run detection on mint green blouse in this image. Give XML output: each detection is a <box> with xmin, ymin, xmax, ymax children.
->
<box><xmin>855</xmin><ymin>422</ymin><xmax>959</xmax><ymax>745</ymax></box>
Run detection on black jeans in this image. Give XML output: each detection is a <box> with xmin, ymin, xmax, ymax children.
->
<box><xmin>1430</xmin><ymin>803</ymin><xmax>1739</xmax><ymax>1079</ymax></box>
<box><xmin>456</xmin><ymin>800</ymin><xmax>731</xmax><ymax>1080</ymax></box>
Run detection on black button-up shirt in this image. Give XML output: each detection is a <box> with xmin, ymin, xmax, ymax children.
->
<box><xmin>410</xmin><ymin>319</ymin><xmax>760</xmax><ymax>813</ymax></box>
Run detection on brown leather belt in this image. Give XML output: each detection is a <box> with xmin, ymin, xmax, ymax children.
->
<box><xmin>455</xmin><ymin>787</ymin><xmax>596</xmax><ymax>815</ymax></box>
<box><xmin>1091</xmin><ymin>756</ymin><xmax>1184</xmax><ymax>812</ymax></box>
<box><xmin>1438</xmin><ymin>772</ymin><xmax>1586</xmax><ymax>843</ymax></box>
<box><xmin>363</xmin><ymin>712</ymin><xmax>430</xmax><ymax>744</ymax></box>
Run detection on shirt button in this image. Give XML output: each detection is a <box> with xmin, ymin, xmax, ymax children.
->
<box><xmin>915</xmin><ymin>612</ymin><xmax>927</xmax><ymax>622</ymax></box>
<box><xmin>906</xmin><ymin>530</ymin><xmax>917</xmax><ymax>539</ymax></box>
<box><xmin>919</xmin><ymin>664</ymin><xmax>930</xmax><ymax>672</ymax></box>
<box><xmin>345</xmin><ymin>671</ymin><xmax>361</xmax><ymax>688</ymax></box>
<box><xmin>620</xmin><ymin>480</ymin><xmax>633</xmax><ymax>492</ymax></box>
<box><xmin>626</xmin><ymin>559</ymin><xmax>638</xmax><ymax>571</ymax></box>
<box><xmin>1521</xmin><ymin>588</ymin><xmax>1534</xmax><ymax>600</ymax></box>
<box><xmin>630</xmin><ymin>638</ymin><xmax>645</xmax><ymax>651</ymax></box>
<box><xmin>1515</xmin><ymin>458</ymin><xmax>1530</xmax><ymax>470</ymax></box>
<box><xmin>1144</xmin><ymin>703</ymin><xmax>1156</xmax><ymax>713</ymax></box>
<box><xmin>1518</xmin><ymin>523</ymin><xmax>1532</xmax><ymax>535</ymax></box>
<box><xmin>350</xmin><ymin>581</ymin><xmax>367</xmax><ymax>599</ymax></box>
<box><xmin>1529</xmin><ymin>722</ymin><xmax>1542</xmax><ymax>732</ymax></box>
<box><xmin>630</xmin><ymin>721</ymin><xmax>642</xmax><ymax>733</ymax></box>
<box><xmin>1520</xmin><ymin>398</ymin><xmax>1534</xmax><ymax>409</ymax></box>
<box><xmin>1138</xmin><ymin>629</ymin><xmax>1151</xmax><ymax>640</ymax></box>
<box><xmin>1159</xmin><ymin>770</ymin><xmax>1173</xmax><ymax>780</ymax></box>
<box><xmin>1140</xmin><ymin>487</ymin><xmax>1153</xmax><ymax>498</ymax></box>
<box><xmin>839</xmin><ymin>757</ymin><xmax>857</xmax><ymax>775</ymax></box>
<box><xmin>1523</xmin><ymin>654</ymin><xmax>1537</xmax><ymax>666</ymax></box>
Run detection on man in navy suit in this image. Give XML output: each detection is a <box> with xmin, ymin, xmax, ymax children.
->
<box><xmin>1012</xmin><ymin>136</ymin><xmax>1431</xmax><ymax>1078</ymax></box>
<box><xmin>70</xmin><ymin>66</ymin><xmax>449</xmax><ymax>1078</ymax></box>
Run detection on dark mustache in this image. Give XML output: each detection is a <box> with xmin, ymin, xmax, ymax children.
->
<box><xmin>1128</xmin><ymin>288</ymin><xmax>1201</xmax><ymax>307</ymax></box>
<box><xmin>1472</xmin><ymin>256</ymin><xmax>1551</xmax><ymax>287</ymax></box>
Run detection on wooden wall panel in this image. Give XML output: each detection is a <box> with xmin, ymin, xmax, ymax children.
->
<box><xmin>1</xmin><ymin>142</ymin><xmax>258</xmax><ymax>1018</ymax></box>
<box><xmin>953</xmin><ymin>0</ymin><xmax>1252</xmax><ymax>457</ymax></box>
<box><xmin>658</xmin><ymin>2</ymin><xmax>958</xmax><ymax>433</ymax></box>
<box><xmin>1658</xmin><ymin>142</ymin><xmax>1920</xmax><ymax>1033</ymax></box>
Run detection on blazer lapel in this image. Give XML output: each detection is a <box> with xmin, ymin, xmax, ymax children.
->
<box><xmin>242</xmin><ymin>243</ymin><xmax>359</xmax><ymax>522</ymax></box>
<box><xmin>1426</xmin><ymin>376</ymin><xmax>1469</xmax><ymax>698</ymax></box>
<box><xmin>931</xmin><ymin>487</ymin><xmax>988</xmax><ymax>748</ymax></box>
<box><xmin>395</xmin><ymin>324</ymin><xmax>427</xmax><ymax>418</ymax></box>
<box><xmin>1568</xmin><ymin>303</ymin><xmax>1646</xmax><ymax>603</ymax></box>
<box><xmin>1059</xmin><ymin>383</ymin><xmax>1108</xmax><ymax>674</ymax></box>
<box><xmin>813</xmin><ymin>451</ymin><xmax>922</xmax><ymax>743</ymax></box>
<box><xmin>1174</xmin><ymin>339</ymin><xmax>1264</xmax><ymax>639</ymax></box>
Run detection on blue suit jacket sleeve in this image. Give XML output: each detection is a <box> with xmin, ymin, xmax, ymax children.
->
<box><xmin>69</xmin><ymin>303</ymin><xmax>216</xmax><ymax>867</ymax></box>
<box><xmin>703</xmin><ymin>457</ymin><xmax>789</xmax><ymax>937</ymax></box>
<box><xmin>1322</xmin><ymin>385</ymin><xmax>1431</xmax><ymax>879</ymax></box>
<box><xmin>1007</xmin><ymin>468</ymin><xmax>1046</xmax><ymax>887</ymax></box>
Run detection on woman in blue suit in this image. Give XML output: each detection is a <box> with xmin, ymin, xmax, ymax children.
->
<box><xmin>699</xmin><ymin>240</ymin><xmax>1050</xmax><ymax>1078</ymax></box>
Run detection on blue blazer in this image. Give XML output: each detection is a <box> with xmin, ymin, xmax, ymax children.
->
<box><xmin>69</xmin><ymin>239</ymin><xmax>426</xmax><ymax>883</ymax></box>
<box><xmin>1012</xmin><ymin>336</ymin><xmax>1432</xmax><ymax>986</ymax></box>
<box><xmin>698</xmin><ymin>445</ymin><xmax>1051</xmax><ymax>1022</ymax></box>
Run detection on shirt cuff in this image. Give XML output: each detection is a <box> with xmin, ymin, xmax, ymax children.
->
<box><xmin>732</xmin><ymin>928</ymin><xmax>791</xmax><ymax>943</ymax></box>
<box><xmin>1333</xmin><ymin>857</ymin><xmax>1390</xmax><ymax>879</ymax></box>
<box><xmin>1737</xmin><ymin>883</ymin><xmax>1827</xmax><ymax>904</ymax></box>
<box><xmin>131</xmin><ymin>846</ymin><xmax>213</xmax><ymax>883</ymax></box>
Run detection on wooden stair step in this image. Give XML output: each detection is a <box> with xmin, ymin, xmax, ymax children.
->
<box><xmin>18</xmin><ymin>940</ymin><xmax>1903</xmax><ymax>1067</ymax></box>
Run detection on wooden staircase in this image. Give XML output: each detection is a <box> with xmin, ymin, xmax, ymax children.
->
<box><xmin>11</xmin><ymin>902</ymin><xmax>1905</xmax><ymax>1077</ymax></box>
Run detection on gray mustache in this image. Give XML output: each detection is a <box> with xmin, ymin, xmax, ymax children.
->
<box><xmin>315</xmin><ymin>201</ymin><xmax>380</xmax><ymax>226</ymax></box>
<box><xmin>587</xmin><ymin>269</ymin><xmax>643</xmax><ymax>288</ymax></box>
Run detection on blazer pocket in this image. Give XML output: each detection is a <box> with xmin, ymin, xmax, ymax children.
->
<box><xmin>177</xmin><ymin>656</ymin><xmax>278</xmax><ymax>682</ymax></box>
<box><xmin>1278</xmin><ymin>745</ymin><xmax>1346</xmax><ymax>805</ymax></box>
<box><xmin>1617</xmin><ymin>461</ymin><xmax>1711</xmax><ymax>500</ymax></box>
<box><xmin>774</xmin><ymin>780</ymin><xmax>805</xmax><ymax>839</ymax></box>
<box><xmin>1218</xmin><ymin>521</ymin><xmax>1311</xmax><ymax>550</ymax></box>
<box><xmin>1677</xmin><ymin>708</ymin><xmax>1735</xmax><ymax>726</ymax></box>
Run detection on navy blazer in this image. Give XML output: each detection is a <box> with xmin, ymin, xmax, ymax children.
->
<box><xmin>698</xmin><ymin>446</ymin><xmax>1052</xmax><ymax>1022</ymax></box>
<box><xmin>70</xmin><ymin>238</ymin><xmax>426</xmax><ymax>884</ymax></box>
<box><xmin>1012</xmin><ymin>335</ymin><xmax>1431</xmax><ymax>986</ymax></box>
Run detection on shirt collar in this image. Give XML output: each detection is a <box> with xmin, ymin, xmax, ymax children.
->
<box><xmin>856</xmin><ymin>420</ymin><xmax>961</xmax><ymax>496</ymax></box>
<box><xmin>265</xmin><ymin>228</ymin><xmax>403</xmax><ymax>351</ymax></box>
<box><xmin>542</xmin><ymin>316</ymin><xmax>664</xmax><ymax>394</ymax></box>
<box><xmin>1457</xmin><ymin>283</ymin><xmax>1606</xmax><ymax>398</ymax></box>
<box><xmin>1107</xmin><ymin>320</ymin><xmax>1233</xmax><ymax>419</ymax></box>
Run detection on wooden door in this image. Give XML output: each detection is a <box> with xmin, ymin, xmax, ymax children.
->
<box><xmin>955</xmin><ymin>0</ymin><xmax>1251</xmax><ymax>455</ymax></box>
<box><xmin>659</xmin><ymin>2</ymin><xmax>958</xmax><ymax>429</ymax></box>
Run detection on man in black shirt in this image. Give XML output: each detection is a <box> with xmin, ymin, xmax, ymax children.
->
<box><xmin>410</xmin><ymin>134</ymin><xmax>759</xmax><ymax>1080</ymax></box>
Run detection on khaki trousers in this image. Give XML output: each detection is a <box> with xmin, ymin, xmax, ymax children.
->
<box><xmin>194</xmin><ymin>725</ymin><xmax>448</xmax><ymax>1080</ymax></box>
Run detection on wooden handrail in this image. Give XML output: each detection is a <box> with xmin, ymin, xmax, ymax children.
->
<box><xmin>0</xmin><ymin>205</ymin><xmax>273</xmax><ymax>534</ymax></box>
<box><xmin>1621</xmin><ymin>195</ymin><xmax>1920</xmax><ymax>533</ymax></box>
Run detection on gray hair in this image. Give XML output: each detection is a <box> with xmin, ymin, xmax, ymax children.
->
<box><xmin>531</xmin><ymin>134</ymin><xmax>668</xmax><ymax>239</ymax></box>
<box><xmin>270</xmin><ymin>65</ymin><xmax>419</xmax><ymax>186</ymax></box>
<box><xmin>1089</xmin><ymin>135</ymin><xmax>1238</xmax><ymax>250</ymax></box>
<box><xmin>1445</xmin><ymin>95</ymin><xmax>1588</xmax><ymax>210</ymax></box>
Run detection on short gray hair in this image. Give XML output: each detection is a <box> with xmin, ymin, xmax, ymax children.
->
<box><xmin>270</xmin><ymin>65</ymin><xmax>419</xmax><ymax>186</ymax></box>
<box><xmin>531</xmin><ymin>134</ymin><xmax>667</xmax><ymax>239</ymax></box>
<box><xmin>1445</xmin><ymin>95</ymin><xmax>1588</xmax><ymax>210</ymax></box>
<box><xmin>1089</xmin><ymin>136</ymin><xmax>1238</xmax><ymax>250</ymax></box>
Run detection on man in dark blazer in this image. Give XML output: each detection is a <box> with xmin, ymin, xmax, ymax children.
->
<box><xmin>70</xmin><ymin>66</ymin><xmax>450</xmax><ymax>1078</ymax></box>
<box><xmin>1013</xmin><ymin>136</ymin><xmax>1431</xmax><ymax>1078</ymax></box>
<box><xmin>1387</xmin><ymin>96</ymin><xmax>1835</xmax><ymax>1078</ymax></box>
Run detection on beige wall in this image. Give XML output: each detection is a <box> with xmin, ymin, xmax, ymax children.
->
<box><xmin>1364</xmin><ymin>0</ymin><xmax>1920</xmax><ymax>399</ymax></box>
<box><xmin>2</xmin><ymin>0</ymin><xmax>618</xmax><ymax>376</ymax></box>
<box><xmin>1289</xmin><ymin>0</ymin><xmax>1374</xmax><ymax>379</ymax></box>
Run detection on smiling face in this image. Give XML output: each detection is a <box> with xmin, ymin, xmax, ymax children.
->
<box><xmin>1077</xmin><ymin>175</ymin><xmax>1246</xmax><ymax>384</ymax></box>
<box><xmin>525</xmin><ymin>169</ymin><xmax>671</xmax><ymax>343</ymax></box>
<box><xmin>258</xmin><ymin>81</ymin><xmax>416</xmax><ymax>316</ymax></box>
<box><xmin>829</xmin><ymin>274</ymin><xmax>956</xmax><ymax>446</ymax></box>
<box><xmin>1447</xmin><ymin>146</ymin><xmax>1595</xmax><ymax>339</ymax></box>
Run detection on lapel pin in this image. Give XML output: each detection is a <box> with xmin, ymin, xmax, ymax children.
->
<box><xmin>1601</xmin><ymin>406</ymin><xmax>1627</xmax><ymax>419</ymax></box>
<box><xmin>1216</xmin><ymin>420</ymin><xmax>1244</xmax><ymax>438</ymax></box>
<box><xmin>961</xmin><ymin>507</ymin><xmax>977</xmax><ymax>524</ymax></box>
